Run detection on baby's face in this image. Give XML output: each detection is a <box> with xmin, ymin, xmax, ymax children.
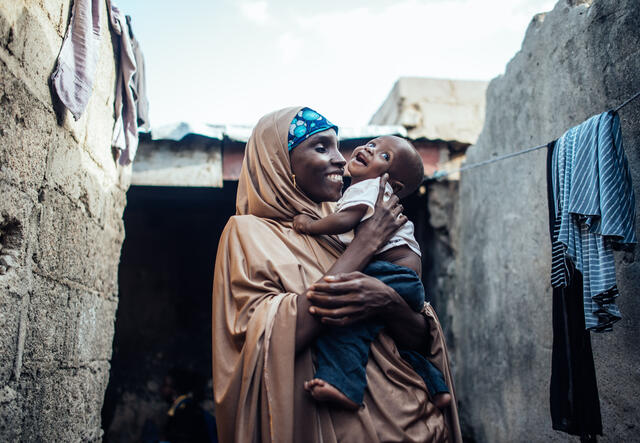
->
<box><xmin>347</xmin><ymin>137</ymin><xmax>399</xmax><ymax>180</ymax></box>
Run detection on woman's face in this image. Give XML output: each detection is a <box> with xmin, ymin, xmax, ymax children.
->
<box><xmin>289</xmin><ymin>128</ymin><xmax>346</xmax><ymax>203</ymax></box>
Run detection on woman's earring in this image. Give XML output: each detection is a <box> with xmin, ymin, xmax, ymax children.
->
<box><xmin>292</xmin><ymin>174</ymin><xmax>297</xmax><ymax>188</ymax></box>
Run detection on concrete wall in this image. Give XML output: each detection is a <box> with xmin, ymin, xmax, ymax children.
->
<box><xmin>451</xmin><ymin>0</ymin><xmax>640</xmax><ymax>441</ymax></box>
<box><xmin>0</xmin><ymin>1</ymin><xmax>128</xmax><ymax>440</ymax></box>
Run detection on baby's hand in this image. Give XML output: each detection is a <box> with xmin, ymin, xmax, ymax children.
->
<box><xmin>293</xmin><ymin>214</ymin><xmax>313</xmax><ymax>233</ymax></box>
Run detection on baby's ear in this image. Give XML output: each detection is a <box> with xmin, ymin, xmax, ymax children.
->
<box><xmin>390</xmin><ymin>180</ymin><xmax>405</xmax><ymax>196</ymax></box>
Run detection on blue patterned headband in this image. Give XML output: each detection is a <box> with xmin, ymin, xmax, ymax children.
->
<box><xmin>288</xmin><ymin>107</ymin><xmax>338</xmax><ymax>151</ymax></box>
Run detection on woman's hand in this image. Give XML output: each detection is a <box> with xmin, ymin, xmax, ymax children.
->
<box><xmin>317</xmin><ymin>173</ymin><xmax>409</xmax><ymax>289</ymax></box>
<box><xmin>355</xmin><ymin>174</ymin><xmax>407</xmax><ymax>251</ymax></box>
<box><xmin>307</xmin><ymin>271</ymin><xmax>431</xmax><ymax>351</ymax></box>
<box><xmin>307</xmin><ymin>271</ymin><xmax>403</xmax><ymax>326</ymax></box>
<box><xmin>295</xmin><ymin>174</ymin><xmax>412</xmax><ymax>353</ymax></box>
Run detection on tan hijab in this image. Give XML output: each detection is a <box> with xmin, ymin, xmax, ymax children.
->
<box><xmin>212</xmin><ymin>107</ymin><xmax>462</xmax><ymax>443</ymax></box>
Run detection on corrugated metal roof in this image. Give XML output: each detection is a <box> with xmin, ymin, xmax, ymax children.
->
<box><xmin>148</xmin><ymin>121</ymin><xmax>407</xmax><ymax>143</ymax></box>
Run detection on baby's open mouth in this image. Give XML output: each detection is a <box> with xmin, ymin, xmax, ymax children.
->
<box><xmin>354</xmin><ymin>152</ymin><xmax>368</xmax><ymax>166</ymax></box>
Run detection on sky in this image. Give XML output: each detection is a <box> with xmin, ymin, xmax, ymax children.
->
<box><xmin>117</xmin><ymin>0</ymin><xmax>557</xmax><ymax>128</ymax></box>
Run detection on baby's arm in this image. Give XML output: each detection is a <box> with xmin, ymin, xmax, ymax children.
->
<box><xmin>293</xmin><ymin>205</ymin><xmax>368</xmax><ymax>235</ymax></box>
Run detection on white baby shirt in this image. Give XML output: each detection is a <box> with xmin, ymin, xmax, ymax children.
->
<box><xmin>336</xmin><ymin>177</ymin><xmax>421</xmax><ymax>257</ymax></box>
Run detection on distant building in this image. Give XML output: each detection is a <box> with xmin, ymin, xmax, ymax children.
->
<box><xmin>370</xmin><ymin>77</ymin><xmax>488</xmax><ymax>178</ymax></box>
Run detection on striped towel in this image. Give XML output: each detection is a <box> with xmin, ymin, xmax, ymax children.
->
<box><xmin>550</xmin><ymin>111</ymin><xmax>636</xmax><ymax>332</ymax></box>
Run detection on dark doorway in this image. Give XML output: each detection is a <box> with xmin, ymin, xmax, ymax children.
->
<box><xmin>102</xmin><ymin>182</ymin><xmax>237</xmax><ymax>442</ymax></box>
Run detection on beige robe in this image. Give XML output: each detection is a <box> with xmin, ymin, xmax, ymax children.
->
<box><xmin>212</xmin><ymin>107</ymin><xmax>462</xmax><ymax>443</ymax></box>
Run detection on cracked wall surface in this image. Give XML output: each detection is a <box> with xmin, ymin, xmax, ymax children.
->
<box><xmin>452</xmin><ymin>0</ymin><xmax>640</xmax><ymax>441</ymax></box>
<box><xmin>0</xmin><ymin>1</ymin><xmax>129</xmax><ymax>440</ymax></box>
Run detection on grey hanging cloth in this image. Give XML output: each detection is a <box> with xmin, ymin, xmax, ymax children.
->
<box><xmin>108</xmin><ymin>0</ymin><xmax>140</xmax><ymax>165</ymax></box>
<box><xmin>126</xmin><ymin>15</ymin><xmax>150</xmax><ymax>132</ymax></box>
<box><xmin>51</xmin><ymin>0</ymin><xmax>102</xmax><ymax>120</ymax></box>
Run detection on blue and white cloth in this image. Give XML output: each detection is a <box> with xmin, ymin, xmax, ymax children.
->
<box><xmin>550</xmin><ymin>111</ymin><xmax>636</xmax><ymax>331</ymax></box>
<box><xmin>287</xmin><ymin>107</ymin><xmax>338</xmax><ymax>150</ymax></box>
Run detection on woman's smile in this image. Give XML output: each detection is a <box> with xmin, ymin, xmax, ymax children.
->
<box><xmin>326</xmin><ymin>172</ymin><xmax>344</xmax><ymax>184</ymax></box>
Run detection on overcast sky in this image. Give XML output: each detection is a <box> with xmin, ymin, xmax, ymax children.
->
<box><xmin>117</xmin><ymin>0</ymin><xmax>557</xmax><ymax>128</ymax></box>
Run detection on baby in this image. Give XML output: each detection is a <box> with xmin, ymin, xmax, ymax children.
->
<box><xmin>293</xmin><ymin>135</ymin><xmax>451</xmax><ymax>410</ymax></box>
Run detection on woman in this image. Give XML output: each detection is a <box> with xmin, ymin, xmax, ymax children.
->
<box><xmin>212</xmin><ymin>107</ymin><xmax>461</xmax><ymax>442</ymax></box>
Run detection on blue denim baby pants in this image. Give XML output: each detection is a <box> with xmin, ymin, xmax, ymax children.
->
<box><xmin>314</xmin><ymin>261</ymin><xmax>449</xmax><ymax>404</ymax></box>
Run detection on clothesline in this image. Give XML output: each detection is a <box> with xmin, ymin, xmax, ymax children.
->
<box><xmin>429</xmin><ymin>89</ymin><xmax>640</xmax><ymax>180</ymax></box>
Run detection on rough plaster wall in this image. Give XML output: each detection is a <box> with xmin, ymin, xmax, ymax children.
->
<box><xmin>452</xmin><ymin>0</ymin><xmax>640</xmax><ymax>441</ymax></box>
<box><xmin>0</xmin><ymin>0</ymin><xmax>129</xmax><ymax>440</ymax></box>
<box><xmin>424</xmin><ymin>181</ymin><xmax>459</xmax><ymax>346</ymax></box>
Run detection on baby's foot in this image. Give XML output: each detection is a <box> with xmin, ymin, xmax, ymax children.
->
<box><xmin>432</xmin><ymin>392</ymin><xmax>452</xmax><ymax>409</ymax></box>
<box><xmin>304</xmin><ymin>378</ymin><xmax>359</xmax><ymax>410</ymax></box>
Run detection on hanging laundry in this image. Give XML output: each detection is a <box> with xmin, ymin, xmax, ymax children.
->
<box><xmin>108</xmin><ymin>0</ymin><xmax>142</xmax><ymax>165</ymax></box>
<box><xmin>550</xmin><ymin>111</ymin><xmax>636</xmax><ymax>332</ymax></box>
<box><xmin>547</xmin><ymin>141</ymin><xmax>602</xmax><ymax>439</ymax></box>
<box><xmin>51</xmin><ymin>0</ymin><xmax>102</xmax><ymax>120</ymax></box>
<box><xmin>126</xmin><ymin>15</ymin><xmax>150</xmax><ymax>132</ymax></box>
<box><xmin>52</xmin><ymin>0</ymin><xmax>149</xmax><ymax>165</ymax></box>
